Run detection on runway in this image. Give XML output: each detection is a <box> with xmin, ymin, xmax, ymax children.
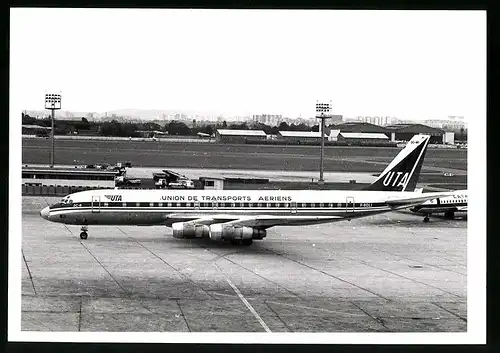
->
<box><xmin>21</xmin><ymin>196</ymin><xmax>467</xmax><ymax>332</ymax></box>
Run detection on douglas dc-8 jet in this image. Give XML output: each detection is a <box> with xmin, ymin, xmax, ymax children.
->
<box><xmin>410</xmin><ymin>189</ymin><xmax>467</xmax><ymax>222</ymax></box>
<box><xmin>40</xmin><ymin>134</ymin><xmax>454</xmax><ymax>245</ymax></box>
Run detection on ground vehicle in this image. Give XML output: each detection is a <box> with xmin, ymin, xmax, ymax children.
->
<box><xmin>153</xmin><ymin>169</ymin><xmax>195</xmax><ymax>189</ymax></box>
<box><xmin>155</xmin><ymin>178</ymin><xmax>194</xmax><ymax>189</ymax></box>
<box><xmin>168</xmin><ymin>180</ymin><xmax>195</xmax><ymax>189</ymax></box>
<box><xmin>155</xmin><ymin>178</ymin><xmax>168</xmax><ymax>188</ymax></box>
<box><xmin>115</xmin><ymin>176</ymin><xmax>142</xmax><ymax>186</ymax></box>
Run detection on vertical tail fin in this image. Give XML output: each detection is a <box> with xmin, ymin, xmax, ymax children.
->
<box><xmin>364</xmin><ymin>134</ymin><xmax>430</xmax><ymax>192</ymax></box>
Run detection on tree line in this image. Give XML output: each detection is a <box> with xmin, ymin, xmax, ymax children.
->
<box><xmin>22</xmin><ymin>113</ymin><xmax>318</xmax><ymax>137</ymax></box>
<box><xmin>22</xmin><ymin>113</ymin><xmax>467</xmax><ymax>141</ymax></box>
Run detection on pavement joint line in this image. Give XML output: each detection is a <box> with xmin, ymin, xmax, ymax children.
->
<box><xmin>263</xmin><ymin>301</ymin><xmax>292</xmax><ymax>332</ymax></box>
<box><xmin>41</xmin><ymin>196</ymin><xmax>50</xmax><ymax>207</ymax></box>
<box><xmin>431</xmin><ymin>302</ymin><xmax>467</xmax><ymax>322</ymax></box>
<box><xmin>78</xmin><ymin>296</ymin><xmax>82</xmax><ymax>331</ymax></box>
<box><xmin>265</xmin><ymin>300</ymin><xmax>368</xmax><ymax>317</ymax></box>
<box><xmin>341</xmin><ymin>254</ymin><xmax>464</xmax><ymax>299</ymax></box>
<box><xmin>214</xmin><ymin>251</ymin><xmax>304</xmax><ymax>300</ymax></box>
<box><xmin>309</xmin><ymin>242</ymin><xmax>465</xmax><ymax>299</ymax></box>
<box><xmin>426</xmin><ymin>254</ymin><xmax>466</xmax><ymax>267</ymax></box>
<box><xmin>22</xmin><ymin>249</ymin><xmax>37</xmax><ymax>296</ymax></box>
<box><xmin>71</xmin><ymin>228</ymin><xmax>131</xmax><ymax>297</ymax></box>
<box><xmin>26</xmin><ymin>316</ymin><xmax>54</xmax><ymax>332</ymax></box>
<box><xmin>264</xmin><ymin>247</ymin><xmax>390</xmax><ymax>301</ymax></box>
<box><xmin>349</xmin><ymin>301</ymin><xmax>390</xmax><ymax>331</ymax></box>
<box><xmin>371</xmin><ymin>248</ymin><xmax>467</xmax><ymax>275</ymax></box>
<box><xmin>175</xmin><ymin>300</ymin><xmax>192</xmax><ymax>332</ymax></box>
<box><xmin>116</xmin><ymin>227</ymin><xmax>217</xmax><ymax>300</ymax></box>
<box><xmin>213</xmin><ymin>262</ymin><xmax>272</xmax><ymax>333</ymax></box>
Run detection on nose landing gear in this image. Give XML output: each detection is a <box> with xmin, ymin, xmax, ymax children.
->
<box><xmin>423</xmin><ymin>215</ymin><xmax>430</xmax><ymax>223</ymax></box>
<box><xmin>80</xmin><ymin>225</ymin><xmax>88</xmax><ymax>239</ymax></box>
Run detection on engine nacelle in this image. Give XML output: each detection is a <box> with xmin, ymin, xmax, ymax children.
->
<box><xmin>172</xmin><ymin>222</ymin><xmax>210</xmax><ymax>239</ymax></box>
<box><xmin>209</xmin><ymin>224</ymin><xmax>266</xmax><ymax>242</ymax></box>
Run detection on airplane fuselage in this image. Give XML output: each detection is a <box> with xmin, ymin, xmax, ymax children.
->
<box><xmin>41</xmin><ymin>189</ymin><xmax>437</xmax><ymax>227</ymax></box>
<box><xmin>410</xmin><ymin>190</ymin><xmax>467</xmax><ymax>216</ymax></box>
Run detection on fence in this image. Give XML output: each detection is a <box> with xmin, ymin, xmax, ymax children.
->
<box><xmin>22</xmin><ymin>184</ymin><xmax>114</xmax><ymax>197</ymax></box>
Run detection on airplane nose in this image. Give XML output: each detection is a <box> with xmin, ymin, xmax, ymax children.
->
<box><xmin>40</xmin><ymin>207</ymin><xmax>50</xmax><ymax>220</ymax></box>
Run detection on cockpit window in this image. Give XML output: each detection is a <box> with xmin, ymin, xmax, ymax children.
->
<box><xmin>59</xmin><ymin>197</ymin><xmax>73</xmax><ymax>205</ymax></box>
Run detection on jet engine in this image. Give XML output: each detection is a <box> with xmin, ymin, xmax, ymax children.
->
<box><xmin>172</xmin><ymin>222</ymin><xmax>210</xmax><ymax>239</ymax></box>
<box><xmin>209</xmin><ymin>224</ymin><xmax>266</xmax><ymax>242</ymax></box>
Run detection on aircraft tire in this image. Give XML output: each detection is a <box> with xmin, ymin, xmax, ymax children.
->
<box><xmin>80</xmin><ymin>232</ymin><xmax>88</xmax><ymax>240</ymax></box>
<box><xmin>423</xmin><ymin>216</ymin><xmax>430</xmax><ymax>223</ymax></box>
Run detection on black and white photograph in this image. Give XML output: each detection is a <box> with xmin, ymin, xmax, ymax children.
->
<box><xmin>9</xmin><ymin>8</ymin><xmax>485</xmax><ymax>344</ymax></box>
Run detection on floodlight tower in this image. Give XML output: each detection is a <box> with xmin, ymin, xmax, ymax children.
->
<box><xmin>315</xmin><ymin>101</ymin><xmax>332</xmax><ymax>185</ymax></box>
<box><xmin>44</xmin><ymin>93</ymin><xmax>62</xmax><ymax>167</ymax></box>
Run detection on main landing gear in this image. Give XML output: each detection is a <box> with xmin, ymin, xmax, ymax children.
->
<box><xmin>80</xmin><ymin>225</ymin><xmax>88</xmax><ymax>240</ymax></box>
<box><xmin>423</xmin><ymin>215</ymin><xmax>430</xmax><ymax>223</ymax></box>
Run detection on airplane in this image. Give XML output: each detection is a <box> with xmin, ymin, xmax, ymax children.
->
<box><xmin>409</xmin><ymin>189</ymin><xmax>467</xmax><ymax>222</ymax></box>
<box><xmin>39</xmin><ymin>134</ymin><xmax>453</xmax><ymax>245</ymax></box>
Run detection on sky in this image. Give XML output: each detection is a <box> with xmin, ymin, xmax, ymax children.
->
<box><xmin>10</xmin><ymin>9</ymin><xmax>485</xmax><ymax>121</ymax></box>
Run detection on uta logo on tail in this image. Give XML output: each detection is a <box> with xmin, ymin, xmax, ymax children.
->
<box><xmin>364</xmin><ymin>134</ymin><xmax>430</xmax><ymax>192</ymax></box>
<box><xmin>383</xmin><ymin>172</ymin><xmax>410</xmax><ymax>188</ymax></box>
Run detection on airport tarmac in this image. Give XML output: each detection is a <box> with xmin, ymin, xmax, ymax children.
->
<box><xmin>128</xmin><ymin>167</ymin><xmax>380</xmax><ymax>184</ymax></box>
<box><xmin>23</xmin><ymin>163</ymin><xmax>379</xmax><ymax>183</ymax></box>
<box><xmin>21</xmin><ymin>196</ymin><xmax>467</xmax><ymax>332</ymax></box>
<box><xmin>22</xmin><ymin>138</ymin><xmax>467</xmax><ymax>173</ymax></box>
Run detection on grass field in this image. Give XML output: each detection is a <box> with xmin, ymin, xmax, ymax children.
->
<box><xmin>22</xmin><ymin>138</ymin><xmax>467</xmax><ymax>173</ymax></box>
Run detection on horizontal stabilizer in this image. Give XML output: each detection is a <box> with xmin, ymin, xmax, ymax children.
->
<box><xmin>386</xmin><ymin>192</ymin><xmax>455</xmax><ymax>208</ymax></box>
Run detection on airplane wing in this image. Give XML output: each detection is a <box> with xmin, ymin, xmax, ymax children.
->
<box><xmin>217</xmin><ymin>215</ymin><xmax>343</xmax><ymax>228</ymax></box>
<box><xmin>456</xmin><ymin>206</ymin><xmax>468</xmax><ymax>212</ymax></box>
<box><xmin>165</xmin><ymin>214</ymin><xmax>343</xmax><ymax>228</ymax></box>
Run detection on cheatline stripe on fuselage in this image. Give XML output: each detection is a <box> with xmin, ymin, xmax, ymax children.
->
<box><xmin>49</xmin><ymin>202</ymin><xmax>389</xmax><ymax>209</ymax></box>
<box><xmin>47</xmin><ymin>206</ymin><xmax>392</xmax><ymax>216</ymax></box>
<box><xmin>415</xmin><ymin>203</ymin><xmax>467</xmax><ymax>209</ymax></box>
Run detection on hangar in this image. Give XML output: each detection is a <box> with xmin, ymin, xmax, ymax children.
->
<box><xmin>337</xmin><ymin>132</ymin><xmax>390</xmax><ymax>145</ymax></box>
<box><xmin>385</xmin><ymin>124</ymin><xmax>445</xmax><ymax>143</ymax></box>
<box><xmin>278</xmin><ymin>131</ymin><xmax>322</xmax><ymax>144</ymax></box>
<box><xmin>215</xmin><ymin>129</ymin><xmax>267</xmax><ymax>143</ymax></box>
<box><xmin>331</xmin><ymin>122</ymin><xmax>390</xmax><ymax>136</ymax></box>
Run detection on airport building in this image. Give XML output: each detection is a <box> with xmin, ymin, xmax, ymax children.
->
<box><xmin>337</xmin><ymin>132</ymin><xmax>390</xmax><ymax>145</ymax></box>
<box><xmin>199</xmin><ymin>176</ymin><xmax>225</xmax><ymax>190</ymax></box>
<box><xmin>215</xmin><ymin>129</ymin><xmax>267</xmax><ymax>143</ymax></box>
<box><xmin>332</xmin><ymin>122</ymin><xmax>391</xmax><ymax>136</ymax></box>
<box><xmin>385</xmin><ymin>124</ymin><xmax>445</xmax><ymax>143</ymax></box>
<box><xmin>277</xmin><ymin>131</ymin><xmax>323</xmax><ymax>144</ymax></box>
<box><xmin>331</xmin><ymin>122</ymin><xmax>448</xmax><ymax>143</ymax></box>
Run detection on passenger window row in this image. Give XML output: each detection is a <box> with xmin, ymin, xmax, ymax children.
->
<box><xmin>78</xmin><ymin>202</ymin><xmax>383</xmax><ymax>208</ymax></box>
